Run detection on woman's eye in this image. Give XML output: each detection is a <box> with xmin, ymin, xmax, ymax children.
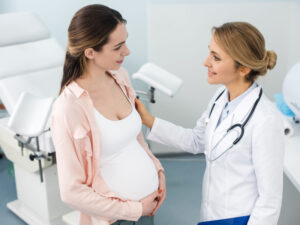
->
<box><xmin>114</xmin><ymin>46</ymin><xmax>121</xmax><ymax>51</ymax></box>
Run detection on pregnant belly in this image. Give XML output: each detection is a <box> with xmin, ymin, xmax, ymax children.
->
<box><xmin>99</xmin><ymin>142</ymin><xmax>159</xmax><ymax>201</ymax></box>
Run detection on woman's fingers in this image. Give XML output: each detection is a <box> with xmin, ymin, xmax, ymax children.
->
<box><xmin>151</xmin><ymin>191</ymin><xmax>166</xmax><ymax>215</ymax></box>
<box><xmin>151</xmin><ymin>171</ymin><xmax>167</xmax><ymax>216</ymax></box>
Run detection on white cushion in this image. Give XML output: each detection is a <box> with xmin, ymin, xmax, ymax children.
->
<box><xmin>0</xmin><ymin>38</ymin><xmax>64</xmax><ymax>79</ymax></box>
<box><xmin>0</xmin><ymin>12</ymin><xmax>49</xmax><ymax>46</ymax></box>
<box><xmin>0</xmin><ymin>66</ymin><xmax>62</xmax><ymax>115</ymax></box>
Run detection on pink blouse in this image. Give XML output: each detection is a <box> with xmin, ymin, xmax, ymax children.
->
<box><xmin>51</xmin><ymin>67</ymin><xmax>164</xmax><ymax>225</ymax></box>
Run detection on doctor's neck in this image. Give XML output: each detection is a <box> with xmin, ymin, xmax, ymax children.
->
<box><xmin>226</xmin><ymin>80</ymin><xmax>253</xmax><ymax>102</ymax></box>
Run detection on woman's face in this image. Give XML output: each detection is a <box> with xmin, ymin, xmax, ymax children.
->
<box><xmin>203</xmin><ymin>35</ymin><xmax>240</xmax><ymax>86</ymax></box>
<box><xmin>88</xmin><ymin>23</ymin><xmax>130</xmax><ymax>71</ymax></box>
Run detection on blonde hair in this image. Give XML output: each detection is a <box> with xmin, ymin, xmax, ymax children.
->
<box><xmin>212</xmin><ymin>22</ymin><xmax>277</xmax><ymax>82</ymax></box>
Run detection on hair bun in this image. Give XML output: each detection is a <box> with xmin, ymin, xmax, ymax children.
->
<box><xmin>265</xmin><ymin>50</ymin><xmax>277</xmax><ymax>70</ymax></box>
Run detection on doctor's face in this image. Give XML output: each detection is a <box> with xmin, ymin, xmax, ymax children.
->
<box><xmin>203</xmin><ymin>36</ymin><xmax>240</xmax><ymax>86</ymax></box>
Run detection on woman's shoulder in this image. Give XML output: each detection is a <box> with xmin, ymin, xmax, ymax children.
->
<box><xmin>51</xmin><ymin>91</ymin><xmax>91</xmax><ymax>135</ymax></box>
<box><xmin>52</xmin><ymin>89</ymin><xmax>85</xmax><ymax>121</ymax></box>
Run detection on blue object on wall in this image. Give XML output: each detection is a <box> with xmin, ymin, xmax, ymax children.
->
<box><xmin>274</xmin><ymin>93</ymin><xmax>295</xmax><ymax>117</ymax></box>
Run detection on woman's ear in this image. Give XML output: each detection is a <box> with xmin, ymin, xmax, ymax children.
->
<box><xmin>239</xmin><ymin>66</ymin><xmax>251</xmax><ymax>78</ymax></box>
<box><xmin>84</xmin><ymin>48</ymin><xmax>95</xmax><ymax>59</ymax></box>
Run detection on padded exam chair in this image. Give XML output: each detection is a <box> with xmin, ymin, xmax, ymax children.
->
<box><xmin>0</xmin><ymin>12</ymin><xmax>71</xmax><ymax>225</ymax></box>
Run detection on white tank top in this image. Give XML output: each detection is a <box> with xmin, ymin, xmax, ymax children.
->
<box><xmin>94</xmin><ymin>93</ymin><xmax>159</xmax><ymax>201</ymax></box>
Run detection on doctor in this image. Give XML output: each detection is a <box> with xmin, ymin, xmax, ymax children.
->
<box><xmin>135</xmin><ymin>22</ymin><xmax>284</xmax><ymax>225</ymax></box>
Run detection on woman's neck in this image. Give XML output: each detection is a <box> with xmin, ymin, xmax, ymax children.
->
<box><xmin>226</xmin><ymin>80</ymin><xmax>253</xmax><ymax>102</ymax></box>
<box><xmin>76</xmin><ymin>66</ymin><xmax>112</xmax><ymax>93</ymax></box>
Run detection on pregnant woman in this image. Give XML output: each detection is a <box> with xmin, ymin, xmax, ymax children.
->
<box><xmin>51</xmin><ymin>4</ymin><xmax>166</xmax><ymax>225</ymax></box>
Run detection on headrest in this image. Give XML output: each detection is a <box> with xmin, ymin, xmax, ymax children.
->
<box><xmin>0</xmin><ymin>38</ymin><xmax>65</xmax><ymax>79</ymax></box>
<box><xmin>0</xmin><ymin>12</ymin><xmax>49</xmax><ymax>46</ymax></box>
<box><xmin>132</xmin><ymin>63</ymin><xmax>183</xmax><ymax>97</ymax></box>
<box><xmin>0</xmin><ymin>66</ymin><xmax>62</xmax><ymax>114</ymax></box>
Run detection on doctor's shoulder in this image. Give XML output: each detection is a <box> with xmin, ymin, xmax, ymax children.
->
<box><xmin>252</xmin><ymin>93</ymin><xmax>284</xmax><ymax>130</ymax></box>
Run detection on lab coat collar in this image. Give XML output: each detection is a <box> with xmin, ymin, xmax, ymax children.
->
<box><xmin>214</xmin><ymin>83</ymin><xmax>262</xmax><ymax>134</ymax></box>
<box><xmin>66</xmin><ymin>69</ymin><xmax>131</xmax><ymax>99</ymax></box>
<box><xmin>231</xmin><ymin>83</ymin><xmax>261</xmax><ymax>124</ymax></box>
<box><xmin>207</xmin><ymin>83</ymin><xmax>262</xmax><ymax>154</ymax></box>
<box><xmin>206</xmin><ymin>88</ymin><xmax>228</xmax><ymax>150</ymax></box>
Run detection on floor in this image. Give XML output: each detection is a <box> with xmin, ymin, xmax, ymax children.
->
<box><xmin>0</xmin><ymin>154</ymin><xmax>27</xmax><ymax>225</ymax></box>
<box><xmin>0</xmin><ymin>153</ymin><xmax>206</xmax><ymax>225</ymax></box>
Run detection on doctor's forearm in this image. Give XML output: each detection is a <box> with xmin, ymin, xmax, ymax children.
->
<box><xmin>147</xmin><ymin>118</ymin><xmax>205</xmax><ymax>154</ymax></box>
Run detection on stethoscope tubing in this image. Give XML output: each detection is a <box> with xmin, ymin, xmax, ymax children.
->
<box><xmin>206</xmin><ymin>88</ymin><xmax>263</xmax><ymax>161</ymax></box>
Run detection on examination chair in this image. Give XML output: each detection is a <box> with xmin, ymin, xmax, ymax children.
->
<box><xmin>0</xmin><ymin>12</ymin><xmax>72</xmax><ymax>225</ymax></box>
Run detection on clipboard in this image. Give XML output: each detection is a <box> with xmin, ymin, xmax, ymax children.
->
<box><xmin>197</xmin><ymin>215</ymin><xmax>250</xmax><ymax>225</ymax></box>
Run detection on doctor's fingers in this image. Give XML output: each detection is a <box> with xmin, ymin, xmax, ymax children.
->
<box><xmin>135</xmin><ymin>98</ymin><xmax>148</xmax><ymax>114</ymax></box>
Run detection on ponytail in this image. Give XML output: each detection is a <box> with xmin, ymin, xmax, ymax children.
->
<box><xmin>59</xmin><ymin>52</ymin><xmax>84</xmax><ymax>94</ymax></box>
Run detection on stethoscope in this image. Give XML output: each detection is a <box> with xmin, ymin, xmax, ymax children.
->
<box><xmin>206</xmin><ymin>87</ymin><xmax>263</xmax><ymax>161</ymax></box>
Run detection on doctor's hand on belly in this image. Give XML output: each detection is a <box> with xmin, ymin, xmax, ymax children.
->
<box><xmin>135</xmin><ymin>99</ymin><xmax>155</xmax><ymax>129</ymax></box>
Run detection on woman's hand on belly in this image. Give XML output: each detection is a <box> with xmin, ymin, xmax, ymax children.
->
<box><xmin>141</xmin><ymin>191</ymin><xmax>159</xmax><ymax>217</ymax></box>
<box><xmin>152</xmin><ymin>170</ymin><xmax>166</xmax><ymax>216</ymax></box>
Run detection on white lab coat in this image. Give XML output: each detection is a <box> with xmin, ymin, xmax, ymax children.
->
<box><xmin>147</xmin><ymin>84</ymin><xmax>284</xmax><ymax>225</ymax></box>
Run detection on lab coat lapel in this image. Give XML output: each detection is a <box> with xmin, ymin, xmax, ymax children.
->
<box><xmin>206</xmin><ymin>89</ymin><xmax>228</xmax><ymax>151</ymax></box>
<box><xmin>231</xmin><ymin>85</ymin><xmax>262</xmax><ymax>125</ymax></box>
<box><xmin>209</xmin><ymin>85</ymin><xmax>262</xmax><ymax>159</ymax></box>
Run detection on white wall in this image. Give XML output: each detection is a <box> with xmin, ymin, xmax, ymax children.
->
<box><xmin>1</xmin><ymin>0</ymin><xmax>299</xmax><ymax>152</ymax></box>
<box><xmin>148</xmin><ymin>1</ymin><xmax>300</xmax><ymax>154</ymax></box>
<box><xmin>0</xmin><ymin>0</ymin><xmax>149</xmax><ymax>89</ymax></box>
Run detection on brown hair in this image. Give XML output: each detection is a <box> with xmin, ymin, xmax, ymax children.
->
<box><xmin>212</xmin><ymin>22</ymin><xmax>277</xmax><ymax>82</ymax></box>
<box><xmin>59</xmin><ymin>4</ymin><xmax>126</xmax><ymax>94</ymax></box>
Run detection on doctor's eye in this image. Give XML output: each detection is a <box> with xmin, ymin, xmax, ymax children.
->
<box><xmin>213</xmin><ymin>55</ymin><xmax>221</xmax><ymax>61</ymax></box>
